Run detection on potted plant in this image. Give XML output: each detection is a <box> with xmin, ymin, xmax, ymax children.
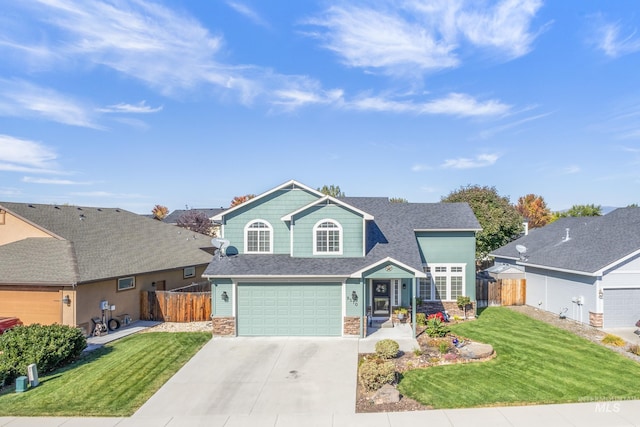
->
<box><xmin>456</xmin><ymin>296</ymin><xmax>471</xmax><ymax>319</ymax></box>
<box><xmin>394</xmin><ymin>307</ymin><xmax>409</xmax><ymax>322</ymax></box>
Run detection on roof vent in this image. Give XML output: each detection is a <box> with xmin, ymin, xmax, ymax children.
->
<box><xmin>77</xmin><ymin>207</ymin><xmax>83</xmax><ymax>211</ymax></box>
<box><xmin>54</xmin><ymin>206</ymin><xmax>60</xmax><ymax>210</ymax></box>
<box><xmin>79</xmin><ymin>214</ymin><xmax>86</xmax><ymax>221</ymax></box>
<box><xmin>28</xmin><ymin>204</ymin><xmax>34</xmax><ymax>208</ymax></box>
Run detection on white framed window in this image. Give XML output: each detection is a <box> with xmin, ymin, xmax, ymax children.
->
<box><xmin>183</xmin><ymin>266</ymin><xmax>196</xmax><ymax>279</ymax></box>
<box><xmin>244</xmin><ymin>220</ymin><xmax>273</xmax><ymax>253</ymax></box>
<box><xmin>419</xmin><ymin>264</ymin><xmax>465</xmax><ymax>301</ymax></box>
<box><xmin>313</xmin><ymin>219</ymin><xmax>342</xmax><ymax>254</ymax></box>
<box><xmin>117</xmin><ymin>277</ymin><xmax>135</xmax><ymax>291</ymax></box>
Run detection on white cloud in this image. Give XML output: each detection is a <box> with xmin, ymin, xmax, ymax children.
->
<box><xmin>97</xmin><ymin>101</ymin><xmax>163</xmax><ymax>114</ymax></box>
<box><xmin>226</xmin><ymin>1</ymin><xmax>270</xmax><ymax>28</ymax></box>
<box><xmin>0</xmin><ymin>135</ymin><xmax>61</xmax><ymax>174</ymax></box>
<box><xmin>348</xmin><ymin>92</ymin><xmax>510</xmax><ymax>117</ymax></box>
<box><xmin>562</xmin><ymin>165</ymin><xmax>581</xmax><ymax>174</ymax></box>
<box><xmin>0</xmin><ymin>79</ymin><xmax>99</xmax><ymax>128</ymax></box>
<box><xmin>442</xmin><ymin>153</ymin><xmax>500</xmax><ymax>169</ymax></box>
<box><xmin>22</xmin><ymin>177</ymin><xmax>92</xmax><ymax>185</ymax></box>
<box><xmin>593</xmin><ymin>20</ymin><xmax>640</xmax><ymax>58</ymax></box>
<box><xmin>412</xmin><ymin>164</ymin><xmax>432</xmax><ymax>172</ymax></box>
<box><xmin>306</xmin><ymin>0</ymin><xmax>544</xmax><ymax>76</ymax></box>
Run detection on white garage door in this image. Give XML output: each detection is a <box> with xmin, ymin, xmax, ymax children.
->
<box><xmin>603</xmin><ymin>288</ymin><xmax>640</xmax><ymax>328</ymax></box>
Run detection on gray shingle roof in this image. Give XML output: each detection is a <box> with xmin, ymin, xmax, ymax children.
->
<box><xmin>204</xmin><ymin>197</ymin><xmax>480</xmax><ymax>277</ymax></box>
<box><xmin>164</xmin><ymin>208</ymin><xmax>225</xmax><ymax>224</ymax></box>
<box><xmin>0</xmin><ymin>202</ymin><xmax>214</xmax><ymax>284</ymax></box>
<box><xmin>491</xmin><ymin>208</ymin><xmax>640</xmax><ymax>274</ymax></box>
<box><xmin>0</xmin><ymin>238</ymin><xmax>78</xmax><ymax>284</ymax></box>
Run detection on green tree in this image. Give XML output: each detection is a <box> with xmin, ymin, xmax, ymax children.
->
<box><xmin>389</xmin><ymin>197</ymin><xmax>408</xmax><ymax>203</ymax></box>
<box><xmin>442</xmin><ymin>185</ymin><xmax>522</xmax><ymax>262</ymax></box>
<box><xmin>515</xmin><ymin>194</ymin><xmax>551</xmax><ymax>229</ymax></box>
<box><xmin>318</xmin><ymin>184</ymin><xmax>345</xmax><ymax>197</ymax></box>
<box><xmin>551</xmin><ymin>204</ymin><xmax>602</xmax><ymax>222</ymax></box>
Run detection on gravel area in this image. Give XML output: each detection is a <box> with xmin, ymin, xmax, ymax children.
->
<box><xmin>140</xmin><ymin>321</ymin><xmax>212</xmax><ymax>333</ymax></box>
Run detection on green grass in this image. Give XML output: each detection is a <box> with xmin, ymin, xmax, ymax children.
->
<box><xmin>400</xmin><ymin>307</ymin><xmax>640</xmax><ymax>409</ymax></box>
<box><xmin>0</xmin><ymin>332</ymin><xmax>210</xmax><ymax>416</ymax></box>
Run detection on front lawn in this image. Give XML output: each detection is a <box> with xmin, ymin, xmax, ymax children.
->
<box><xmin>0</xmin><ymin>332</ymin><xmax>210</xmax><ymax>416</ymax></box>
<box><xmin>399</xmin><ymin>307</ymin><xmax>640</xmax><ymax>408</ymax></box>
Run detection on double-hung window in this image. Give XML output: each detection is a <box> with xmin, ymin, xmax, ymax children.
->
<box><xmin>245</xmin><ymin>220</ymin><xmax>272</xmax><ymax>253</ymax></box>
<box><xmin>314</xmin><ymin>220</ymin><xmax>342</xmax><ymax>254</ymax></box>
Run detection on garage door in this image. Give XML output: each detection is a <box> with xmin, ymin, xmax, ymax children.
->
<box><xmin>0</xmin><ymin>290</ymin><xmax>61</xmax><ymax>325</ymax></box>
<box><xmin>237</xmin><ymin>283</ymin><xmax>342</xmax><ymax>336</ymax></box>
<box><xmin>603</xmin><ymin>288</ymin><xmax>640</xmax><ymax>328</ymax></box>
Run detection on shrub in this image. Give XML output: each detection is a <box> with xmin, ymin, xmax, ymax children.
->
<box><xmin>359</xmin><ymin>357</ymin><xmax>396</xmax><ymax>391</ymax></box>
<box><xmin>0</xmin><ymin>324</ymin><xmax>86</xmax><ymax>383</ymax></box>
<box><xmin>428</xmin><ymin>312</ymin><xmax>445</xmax><ymax>322</ymax></box>
<box><xmin>601</xmin><ymin>334</ymin><xmax>625</xmax><ymax>347</ymax></box>
<box><xmin>412</xmin><ymin>347</ymin><xmax>423</xmax><ymax>356</ymax></box>
<box><xmin>425</xmin><ymin>317</ymin><xmax>449</xmax><ymax>337</ymax></box>
<box><xmin>438</xmin><ymin>340</ymin><xmax>450</xmax><ymax>354</ymax></box>
<box><xmin>375</xmin><ymin>339</ymin><xmax>400</xmax><ymax>359</ymax></box>
<box><xmin>416</xmin><ymin>312</ymin><xmax>427</xmax><ymax>326</ymax></box>
<box><xmin>629</xmin><ymin>344</ymin><xmax>640</xmax><ymax>356</ymax></box>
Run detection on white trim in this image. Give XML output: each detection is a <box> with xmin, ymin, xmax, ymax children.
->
<box><xmin>281</xmin><ymin>195</ymin><xmax>374</xmax><ymax>221</ymax></box>
<box><xmin>419</xmin><ymin>263</ymin><xmax>465</xmax><ymax>301</ymax></box>
<box><xmin>117</xmin><ymin>276</ymin><xmax>135</xmax><ymax>291</ymax></box>
<box><xmin>350</xmin><ymin>257</ymin><xmax>427</xmax><ymax>278</ymax></box>
<box><xmin>596</xmin><ymin>248</ymin><xmax>640</xmax><ymax>276</ymax></box>
<box><xmin>213</xmin><ymin>180</ymin><xmax>323</xmax><ymax>221</ymax></box>
<box><xmin>516</xmin><ymin>261</ymin><xmax>597</xmax><ymax>277</ymax></box>
<box><xmin>232</xmin><ymin>281</ymin><xmax>237</xmax><ymax>318</ymax></box>
<box><xmin>244</xmin><ymin>219</ymin><xmax>273</xmax><ymax>254</ymax></box>
<box><xmin>313</xmin><ymin>219</ymin><xmax>343</xmax><ymax>255</ymax></box>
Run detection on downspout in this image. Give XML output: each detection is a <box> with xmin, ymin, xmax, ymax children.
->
<box><xmin>412</xmin><ymin>277</ymin><xmax>417</xmax><ymax>338</ymax></box>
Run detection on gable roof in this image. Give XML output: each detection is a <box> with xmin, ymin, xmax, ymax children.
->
<box><xmin>212</xmin><ymin>179</ymin><xmax>321</xmax><ymax>221</ymax></box>
<box><xmin>0</xmin><ymin>202</ymin><xmax>214</xmax><ymax>285</ymax></box>
<box><xmin>204</xmin><ymin>196</ymin><xmax>480</xmax><ymax>278</ymax></box>
<box><xmin>491</xmin><ymin>208</ymin><xmax>640</xmax><ymax>275</ymax></box>
<box><xmin>281</xmin><ymin>195</ymin><xmax>374</xmax><ymax>221</ymax></box>
<box><xmin>0</xmin><ymin>238</ymin><xmax>79</xmax><ymax>284</ymax></box>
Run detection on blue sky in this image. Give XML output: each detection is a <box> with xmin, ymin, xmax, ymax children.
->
<box><xmin>1</xmin><ymin>1</ymin><xmax>640</xmax><ymax>214</ymax></box>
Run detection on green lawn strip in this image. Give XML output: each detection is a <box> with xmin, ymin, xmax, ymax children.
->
<box><xmin>0</xmin><ymin>332</ymin><xmax>210</xmax><ymax>416</ymax></box>
<box><xmin>400</xmin><ymin>307</ymin><xmax>640</xmax><ymax>408</ymax></box>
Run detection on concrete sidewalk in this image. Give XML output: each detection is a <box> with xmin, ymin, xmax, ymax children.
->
<box><xmin>2</xmin><ymin>400</ymin><xmax>639</xmax><ymax>426</ymax></box>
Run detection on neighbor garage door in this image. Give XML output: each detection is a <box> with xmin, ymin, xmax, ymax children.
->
<box><xmin>0</xmin><ymin>289</ymin><xmax>61</xmax><ymax>325</ymax></box>
<box><xmin>603</xmin><ymin>288</ymin><xmax>640</xmax><ymax>328</ymax></box>
<box><xmin>237</xmin><ymin>283</ymin><xmax>342</xmax><ymax>336</ymax></box>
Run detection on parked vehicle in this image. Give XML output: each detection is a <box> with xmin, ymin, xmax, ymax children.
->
<box><xmin>0</xmin><ymin>317</ymin><xmax>23</xmax><ymax>335</ymax></box>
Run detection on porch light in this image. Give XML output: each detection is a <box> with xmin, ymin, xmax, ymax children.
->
<box><xmin>62</xmin><ymin>295</ymin><xmax>71</xmax><ymax>306</ymax></box>
<box><xmin>221</xmin><ymin>291</ymin><xmax>229</xmax><ymax>302</ymax></box>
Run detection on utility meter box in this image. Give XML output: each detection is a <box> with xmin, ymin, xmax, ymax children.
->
<box><xmin>100</xmin><ymin>300</ymin><xmax>109</xmax><ymax>310</ymax></box>
<box><xmin>15</xmin><ymin>376</ymin><xmax>28</xmax><ymax>393</ymax></box>
<box><xmin>27</xmin><ymin>363</ymin><xmax>39</xmax><ymax>387</ymax></box>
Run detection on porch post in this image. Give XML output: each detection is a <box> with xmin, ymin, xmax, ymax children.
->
<box><xmin>412</xmin><ymin>277</ymin><xmax>417</xmax><ymax>338</ymax></box>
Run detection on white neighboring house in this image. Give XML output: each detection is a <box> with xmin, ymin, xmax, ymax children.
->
<box><xmin>491</xmin><ymin>208</ymin><xmax>640</xmax><ymax>328</ymax></box>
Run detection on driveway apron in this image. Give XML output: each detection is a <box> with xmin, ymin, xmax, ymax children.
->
<box><xmin>134</xmin><ymin>337</ymin><xmax>358</xmax><ymax>417</ymax></box>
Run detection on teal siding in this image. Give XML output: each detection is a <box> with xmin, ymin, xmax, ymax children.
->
<box><xmin>222</xmin><ymin>188</ymin><xmax>319</xmax><ymax>254</ymax></box>
<box><xmin>291</xmin><ymin>203</ymin><xmax>364</xmax><ymax>257</ymax></box>
<box><xmin>345</xmin><ymin>279</ymin><xmax>364</xmax><ymax>317</ymax></box>
<box><xmin>211</xmin><ymin>280</ymin><xmax>233</xmax><ymax>317</ymax></box>
<box><xmin>363</xmin><ymin>262</ymin><xmax>415</xmax><ymax>279</ymax></box>
<box><xmin>416</xmin><ymin>231</ymin><xmax>477</xmax><ymax>300</ymax></box>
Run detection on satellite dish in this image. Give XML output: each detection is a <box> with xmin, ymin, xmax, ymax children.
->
<box><xmin>211</xmin><ymin>238</ymin><xmax>230</xmax><ymax>257</ymax></box>
<box><xmin>516</xmin><ymin>244</ymin><xmax>527</xmax><ymax>254</ymax></box>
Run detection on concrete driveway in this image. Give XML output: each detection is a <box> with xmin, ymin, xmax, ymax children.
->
<box><xmin>134</xmin><ymin>337</ymin><xmax>358</xmax><ymax>417</ymax></box>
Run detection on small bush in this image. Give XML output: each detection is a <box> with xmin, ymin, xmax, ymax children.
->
<box><xmin>628</xmin><ymin>344</ymin><xmax>640</xmax><ymax>356</ymax></box>
<box><xmin>412</xmin><ymin>347</ymin><xmax>423</xmax><ymax>356</ymax></box>
<box><xmin>438</xmin><ymin>340</ymin><xmax>450</xmax><ymax>354</ymax></box>
<box><xmin>425</xmin><ymin>317</ymin><xmax>449</xmax><ymax>337</ymax></box>
<box><xmin>416</xmin><ymin>312</ymin><xmax>427</xmax><ymax>326</ymax></box>
<box><xmin>0</xmin><ymin>324</ymin><xmax>86</xmax><ymax>383</ymax></box>
<box><xmin>359</xmin><ymin>357</ymin><xmax>396</xmax><ymax>391</ymax></box>
<box><xmin>601</xmin><ymin>334</ymin><xmax>625</xmax><ymax>347</ymax></box>
<box><xmin>453</xmin><ymin>315</ymin><xmax>463</xmax><ymax>321</ymax></box>
<box><xmin>375</xmin><ymin>339</ymin><xmax>400</xmax><ymax>359</ymax></box>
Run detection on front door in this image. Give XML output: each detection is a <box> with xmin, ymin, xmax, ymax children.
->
<box><xmin>372</xmin><ymin>280</ymin><xmax>391</xmax><ymax>317</ymax></box>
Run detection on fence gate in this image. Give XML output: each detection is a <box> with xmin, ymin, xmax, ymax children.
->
<box><xmin>476</xmin><ymin>278</ymin><xmax>526</xmax><ymax>307</ymax></box>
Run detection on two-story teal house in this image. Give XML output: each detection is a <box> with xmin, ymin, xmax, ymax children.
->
<box><xmin>203</xmin><ymin>180</ymin><xmax>480</xmax><ymax>338</ymax></box>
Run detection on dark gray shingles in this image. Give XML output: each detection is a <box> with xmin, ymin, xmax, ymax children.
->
<box><xmin>204</xmin><ymin>198</ymin><xmax>480</xmax><ymax>277</ymax></box>
<box><xmin>0</xmin><ymin>202</ymin><xmax>214</xmax><ymax>283</ymax></box>
<box><xmin>492</xmin><ymin>208</ymin><xmax>640</xmax><ymax>274</ymax></box>
<box><xmin>164</xmin><ymin>208</ymin><xmax>225</xmax><ymax>224</ymax></box>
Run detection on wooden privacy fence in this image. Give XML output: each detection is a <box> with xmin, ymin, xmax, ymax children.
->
<box><xmin>141</xmin><ymin>290</ymin><xmax>211</xmax><ymax>322</ymax></box>
<box><xmin>476</xmin><ymin>278</ymin><xmax>526</xmax><ymax>308</ymax></box>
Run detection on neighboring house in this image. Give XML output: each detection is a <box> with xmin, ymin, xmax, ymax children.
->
<box><xmin>203</xmin><ymin>180</ymin><xmax>480</xmax><ymax>337</ymax></box>
<box><xmin>0</xmin><ymin>202</ymin><xmax>214</xmax><ymax>335</ymax></box>
<box><xmin>491</xmin><ymin>208</ymin><xmax>640</xmax><ymax>328</ymax></box>
<box><xmin>164</xmin><ymin>208</ymin><xmax>225</xmax><ymax>236</ymax></box>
